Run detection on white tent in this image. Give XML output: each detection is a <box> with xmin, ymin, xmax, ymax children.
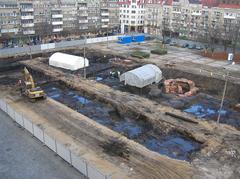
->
<box><xmin>120</xmin><ymin>64</ymin><xmax>162</xmax><ymax>88</ymax></box>
<box><xmin>49</xmin><ymin>52</ymin><xmax>89</xmax><ymax>71</ymax></box>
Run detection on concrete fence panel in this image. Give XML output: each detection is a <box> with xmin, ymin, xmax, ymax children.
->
<box><xmin>71</xmin><ymin>153</ymin><xmax>88</xmax><ymax>176</ymax></box>
<box><xmin>23</xmin><ymin>117</ymin><xmax>34</xmax><ymax>134</ymax></box>
<box><xmin>87</xmin><ymin>164</ymin><xmax>106</xmax><ymax>179</ymax></box>
<box><xmin>56</xmin><ymin>142</ymin><xmax>71</xmax><ymax>164</ymax></box>
<box><xmin>41</xmin><ymin>43</ymin><xmax>55</xmax><ymax>51</ymax></box>
<box><xmin>14</xmin><ymin>111</ymin><xmax>24</xmax><ymax>127</ymax></box>
<box><xmin>0</xmin><ymin>99</ymin><xmax>6</xmax><ymax>112</ymax></box>
<box><xmin>33</xmin><ymin>124</ymin><xmax>44</xmax><ymax>142</ymax></box>
<box><xmin>44</xmin><ymin>133</ymin><xmax>57</xmax><ymax>152</ymax></box>
<box><xmin>7</xmin><ymin>105</ymin><xmax>15</xmax><ymax>120</ymax></box>
<box><xmin>2</xmin><ymin>101</ymin><xmax>7</xmax><ymax>113</ymax></box>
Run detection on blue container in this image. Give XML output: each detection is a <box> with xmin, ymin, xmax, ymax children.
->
<box><xmin>117</xmin><ymin>36</ymin><xmax>132</xmax><ymax>44</ymax></box>
<box><xmin>132</xmin><ymin>35</ymin><xmax>145</xmax><ymax>43</ymax></box>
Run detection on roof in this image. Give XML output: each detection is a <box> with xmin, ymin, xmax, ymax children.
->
<box><xmin>49</xmin><ymin>52</ymin><xmax>89</xmax><ymax>71</ymax></box>
<box><xmin>218</xmin><ymin>3</ymin><xmax>240</xmax><ymax>9</ymax></box>
<box><xmin>120</xmin><ymin>64</ymin><xmax>162</xmax><ymax>88</ymax></box>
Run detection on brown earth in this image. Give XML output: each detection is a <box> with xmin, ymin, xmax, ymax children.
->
<box><xmin>199</xmin><ymin>51</ymin><xmax>240</xmax><ymax>63</ymax></box>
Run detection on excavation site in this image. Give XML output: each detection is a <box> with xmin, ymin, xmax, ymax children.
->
<box><xmin>1</xmin><ymin>45</ymin><xmax>240</xmax><ymax>179</ymax></box>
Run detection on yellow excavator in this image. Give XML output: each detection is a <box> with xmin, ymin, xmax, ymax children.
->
<box><xmin>18</xmin><ymin>67</ymin><xmax>46</xmax><ymax>101</ymax></box>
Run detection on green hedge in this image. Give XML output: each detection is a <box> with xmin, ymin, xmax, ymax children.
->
<box><xmin>130</xmin><ymin>51</ymin><xmax>150</xmax><ymax>59</ymax></box>
<box><xmin>179</xmin><ymin>36</ymin><xmax>188</xmax><ymax>40</ymax></box>
<box><xmin>151</xmin><ymin>48</ymin><xmax>168</xmax><ymax>55</ymax></box>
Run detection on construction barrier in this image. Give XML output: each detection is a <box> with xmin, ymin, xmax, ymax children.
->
<box><xmin>0</xmin><ymin>36</ymin><xmax>119</xmax><ymax>57</ymax></box>
<box><xmin>0</xmin><ymin>98</ymin><xmax>110</xmax><ymax>179</ymax></box>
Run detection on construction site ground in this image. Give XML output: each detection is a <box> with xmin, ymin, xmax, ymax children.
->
<box><xmin>0</xmin><ymin>40</ymin><xmax>240</xmax><ymax>179</ymax></box>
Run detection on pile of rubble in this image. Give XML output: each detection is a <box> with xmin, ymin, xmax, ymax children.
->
<box><xmin>164</xmin><ymin>78</ymin><xmax>199</xmax><ymax>97</ymax></box>
<box><xmin>234</xmin><ymin>104</ymin><xmax>240</xmax><ymax>111</ymax></box>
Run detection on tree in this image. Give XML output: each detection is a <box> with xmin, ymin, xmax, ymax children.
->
<box><xmin>229</xmin><ymin>18</ymin><xmax>240</xmax><ymax>60</ymax></box>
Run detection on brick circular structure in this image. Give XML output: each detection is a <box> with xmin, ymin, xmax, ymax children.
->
<box><xmin>164</xmin><ymin>78</ymin><xmax>199</xmax><ymax>97</ymax></box>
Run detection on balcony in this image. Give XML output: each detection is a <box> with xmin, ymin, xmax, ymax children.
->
<box><xmin>23</xmin><ymin>30</ymin><xmax>35</xmax><ymax>35</ymax></box>
<box><xmin>78</xmin><ymin>7</ymin><xmax>87</xmax><ymax>10</ymax></box>
<box><xmin>192</xmin><ymin>12</ymin><xmax>201</xmax><ymax>16</ymax></box>
<box><xmin>101</xmin><ymin>12</ymin><xmax>109</xmax><ymax>16</ymax></box>
<box><xmin>21</xmin><ymin>15</ymin><xmax>34</xmax><ymax>20</ymax></box>
<box><xmin>22</xmin><ymin>23</ymin><xmax>34</xmax><ymax>27</ymax></box>
<box><xmin>101</xmin><ymin>25</ymin><xmax>108</xmax><ymax>28</ymax></box>
<box><xmin>79</xmin><ymin>26</ymin><xmax>88</xmax><ymax>30</ymax></box>
<box><xmin>52</xmin><ymin>14</ymin><xmax>63</xmax><ymax>18</ymax></box>
<box><xmin>101</xmin><ymin>19</ymin><xmax>109</xmax><ymax>22</ymax></box>
<box><xmin>79</xmin><ymin>13</ymin><xmax>88</xmax><ymax>17</ymax></box>
<box><xmin>79</xmin><ymin>20</ymin><xmax>88</xmax><ymax>23</ymax></box>
<box><xmin>21</xmin><ymin>8</ymin><xmax>34</xmax><ymax>12</ymax></box>
<box><xmin>172</xmin><ymin>11</ymin><xmax>181</xmax><ymax>14</ymax></box>
<box><xmin>1</xmin><ymin>28</ymin><xmax>18</xmax><ymax>33</ymax></box>
<box><xmin>52</xmin><ymin>21</ymin><xmax>63</xmax><ymax>25</ymax></box>
<box><xmin>224</xmin><ymin>15</ymin><xmax>236</xmax><ymax>19</ymax></box>
<box><xmin>53</xmin><ymin>28</ymin><xmax>63</xmax><ymax>32</ymax></box>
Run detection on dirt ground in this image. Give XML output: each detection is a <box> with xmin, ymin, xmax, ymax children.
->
<box><xmin>199</xmin><ymin>51</ymin><xmax>240</xmax><ymax>63</ymax></box>
<box><xmin>1</xmin><ymin>44</ymin><xmax>240</xmax><ymax>178</ymax></box>
<box><xmin>15</xmin><ymin>56</ymin><xmax>240</xmax><ymax>178</ymax></box>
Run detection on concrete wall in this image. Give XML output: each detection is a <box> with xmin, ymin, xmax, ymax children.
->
<box><xmin>0</xmin><ymin>98</ymin><xmax>110</xmax><ymax>179</ymax></box>
<box><xmin>0</xmin><ymin>36</ymin><xmax>119</xmax><ymax>58</ymax></box>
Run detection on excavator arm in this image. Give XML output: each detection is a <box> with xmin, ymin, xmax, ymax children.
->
<box><xmin>23</xmin><ymin>67</ymin><xmax>35</xmax><ymax>89</ymax></box>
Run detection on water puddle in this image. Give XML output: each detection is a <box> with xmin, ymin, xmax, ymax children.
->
<box><xmin>144</xmin><ymin>135</ymin><xmax>199</xmax><ymax>160</ymax></box>
<box><xmin>43</xmin><ymin>83</ymin><xmax>200</xmax><ymax>161</ymax></box>
<box><xmin>183</xmin><ymin>95</ymin><xmax>240</xmax><ymax>128</ymax></box>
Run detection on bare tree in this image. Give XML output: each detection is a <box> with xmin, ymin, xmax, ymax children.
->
<box><xmin>229</xmin><ymin>18</ymin><xmax>240</xmax><ymax>60</ymax></box>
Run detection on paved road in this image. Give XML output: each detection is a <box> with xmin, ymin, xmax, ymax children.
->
<box><xmin>0</xmin><ymin>109</ymin><xmax>84</xmax><ymax>179</ymax></box>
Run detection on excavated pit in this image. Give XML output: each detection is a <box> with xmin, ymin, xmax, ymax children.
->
<box><xmin>3</xmin><ymin>47</ymin><xmax>239</xmax><ymax>129</ymax></box>
<box><xmin>41</xmin><ymin>82</ymin><xmax>200</xmax><ymax>161</ymax></box>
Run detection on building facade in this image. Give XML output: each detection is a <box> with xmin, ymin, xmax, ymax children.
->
<box><xmin>0</xmin><ymin>0</ymin><xmax>119</xmax><ymax>47</ymax></box>
<box><xmin>118</xmin><ymin>0</ymin><xmax>145</xmax><ymax>34</ymax></box>
<box><xmin>144</xmin><ymin>0</ymin><xmax>240</xmax><ymax>40</ymax></box>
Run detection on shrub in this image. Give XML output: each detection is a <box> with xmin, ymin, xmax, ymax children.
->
<box><xmin>179</xmin><ymin>36</ymin><xmax>188</xmax><ymax>40</ymax></box>
<box><xmin>130</xmin><ymin>51</ymin><xmax>150</xmax><ymax>59</ymax></box>
<box><xmin>151</xmin><ymin>48</ymin><xmax>168</xmax><ymax>55</ymax></box>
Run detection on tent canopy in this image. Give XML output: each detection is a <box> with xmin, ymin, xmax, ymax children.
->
<box><xmin>49</xmin><ymin>52</ymin><xmax>89</xmax><ymax>71</ymax></box>
<box><xmin>120</xmin><ymin>64</ymin><xmax>162</xmax><ymax>88</ymax></box>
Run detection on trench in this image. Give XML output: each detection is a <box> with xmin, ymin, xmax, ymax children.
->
<box><xmin>83</xmin><ymin>60</ymin><xmax>240</xmax><ymax>129</ymax></box>
<box><xmin>41</xmin><ymin>82</ymin><xmax>200</xmax><ymax>161</ymax></box>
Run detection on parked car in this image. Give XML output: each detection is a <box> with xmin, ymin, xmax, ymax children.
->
<box><xmin>169</xmin><ymin>41</ymin><xmax>177</xmax><ymax>46</ymax></box>
<box><xmin>196</xmin><ymin>45</ymin><xmax>203</xmax><ymax>50</ymax></box>
<box><xmin>55</xmin><ymin>39</ymin><xmax>61</xmax><ymax>42</ymax></box>
<box><xmin>181</xmin><ymin>43</ymin><xmax>189</xmax><ymax>48</ymax></box>
<box><xmin>163</xmin><ymin>38</ymin><xmax>171</xmax><ymax>44</ymax></box>
<box><xmin>188</xmin><ymin>44</ymin><xmax>196</xmax><ymax>49</ymax></box>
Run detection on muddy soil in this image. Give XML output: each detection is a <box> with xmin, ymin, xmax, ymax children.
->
<box><xmin>91</xmin><ymin>68</ymin><xmax>240</xmax><ymax>129</ymax></box>
<box><xmin>42</xmin><ymin>82</ymin><xmax>200</xmax><ymax>161</ymax></box>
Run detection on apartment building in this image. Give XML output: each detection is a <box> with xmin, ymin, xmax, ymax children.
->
<box><xmin>0</xmin><ymin>0</ymin><xmax>20</xmax><ymax>42</ymax></box>
<box><xmin>109</xmin><ymin>0</ymin><xmax>120</xmax><ymax>32</ymax></box>
<box><xmin>0</xmin><ymin>0</ymin><xmax>119</xmax><ymax>46</ymax></box>
<box><xmin>118</xmin><ymin>0</ymin><xmax>145</xmax><ymax>33</ymax></box>
<box><xmin>61</xmin><ymin>0</ymin><xmax>78</xmax><ymax>35</ymax></box>
<box><xmin>19</xmin><ymin>0</ymin><xmax>35</xmax><ymax>36</ymax></box>
<box><xmin>77</xmin><ymin>0</ymin><xmax>89</xmax><ymax>32</ymax></box>
<box><xmin>33</xmin><ymin>0</ymin><xmax>51</xmax><ymax>39</ymax></box>
<box><xmin>144</xmin><ymin>0</ymin><xmax>240</xmax><ymax>40</ymax></box>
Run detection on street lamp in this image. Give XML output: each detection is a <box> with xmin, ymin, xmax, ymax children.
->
<box><xmin>217</xmin><ymin>62</ymin><xmax>235</xmax><ymax>124</ymax></box>
<box><xmin>83</xmin><ymin>35</ymin><xmax>87</xmax><ymax>79</ymax></box>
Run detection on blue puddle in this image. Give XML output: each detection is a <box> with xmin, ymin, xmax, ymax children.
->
<box><xmin>113</xmin><ymin>121</ymin><xmax>142</xmax><ymax>139</ymax></box>
<box><xmin>144</xmin><ymin>135</ymin><xmax>198</xmax><ymax>160</ymax></box>
<box><xmin>184</xmin><ymin>104</ymin><xmax>227</xmax><ymax>119</ymax></box>
<box><xmin>183</xmin><ymin>95</ymin><xmax>240</xmax><ymax>128</ymax></box>
<box><xmin>96</xmin><ymin>76</ymin><xmax>103</xmax><ymax>81</ymax></box>
<box><xmin>43</xmin><ymin>84</ymin><xmax>200</xmax><ymax>161</ymax></box>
